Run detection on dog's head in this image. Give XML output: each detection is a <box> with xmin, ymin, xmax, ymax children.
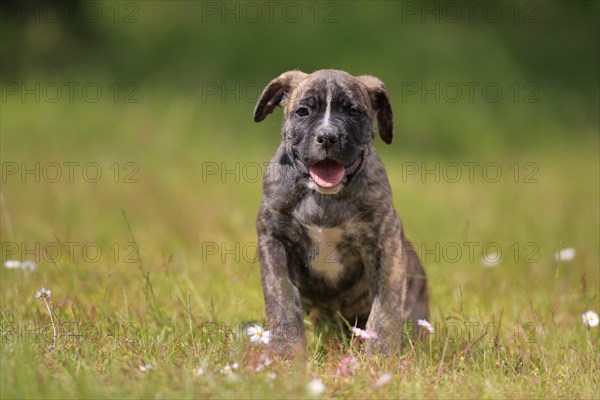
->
<box><xmin>254</xmin><ymin>69</ymin><xmax>393</xmax><ymax>195</ymax></box>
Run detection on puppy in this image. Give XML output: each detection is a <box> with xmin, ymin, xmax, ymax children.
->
<box><xmin>254</xmin><ymin>69</ymin><xmax>428</xmax><ymax>356</ymax></box>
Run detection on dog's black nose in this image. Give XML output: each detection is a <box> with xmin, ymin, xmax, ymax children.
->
<box><xmin>315</xmin><ymin>130</ymin><xmax>338</xmax><ymax>145</ymax></box>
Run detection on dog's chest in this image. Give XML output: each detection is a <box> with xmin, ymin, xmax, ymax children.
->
<box><xmin>305</xmin><ymin>225</ymin><xmax>347</xmax><ymax>284</ymax></box>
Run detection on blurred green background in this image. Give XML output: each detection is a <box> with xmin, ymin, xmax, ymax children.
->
<box><xmin>1</xmin><ymin>1</ymin><xmax>599</xmax><ymax>281</ymax></box>
<box><xmin>2</xmin><ymin>0</ymin><xmax>598</xmax><ymax>155</ymax></box>
<box><xmin>1</xmin><ymin>0</ymin><xmax>598</xmax><ymax>311</ymax></box>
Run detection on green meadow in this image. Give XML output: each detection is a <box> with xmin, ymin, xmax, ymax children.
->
<box><xmin>1</xmin><ymin>1</ymin><xmax>598</xmax><ymax>398</ymax></box>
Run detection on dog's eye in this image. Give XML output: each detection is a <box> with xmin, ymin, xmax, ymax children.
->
<box><xmin>348</xmin><ymin>107</ymin><xmax>362</xmax><ymax>117</ymax></box>
<box><xmin>295</xmin><ymin>107</ymin><xmax>310</xmax><ymax>117</ymax></box>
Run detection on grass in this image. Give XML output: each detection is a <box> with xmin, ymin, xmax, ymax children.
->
<box><xmin>1</xmin><ymin>86</ymin><xmax>599</xmax><ymax>399</ymax></box>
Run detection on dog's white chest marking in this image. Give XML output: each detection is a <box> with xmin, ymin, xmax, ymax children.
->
<box><xmin>306</xmin><ymin>225</ymin><xmax>345</xmax><ymax>284</ymax></box>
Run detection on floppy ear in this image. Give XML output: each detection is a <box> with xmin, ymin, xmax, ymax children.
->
<box><xmin>356</xmin><ymin>75</ymin><xmax>394</xmax><ymax>144</ymax></box>
<box><xmin>253</xmin><ymin>70</ymin><xmax>307</xmax><ymax>122</ymax></box>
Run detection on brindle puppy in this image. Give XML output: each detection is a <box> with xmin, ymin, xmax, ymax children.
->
<box><xmin>254</xmin><ymin>69</ymin><xmax>428</xmax><ymax>357</ymax></box>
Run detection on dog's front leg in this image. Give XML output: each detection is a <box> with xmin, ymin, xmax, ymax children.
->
<box><xmin>365</xmin><ymin>219</ymin><xmax>409</xmax><ymax>356</ymax></box>
<box><xmin>258</xmin><ymin>225</ymin><xmax>305</xmax><ymax>359</ymax></box>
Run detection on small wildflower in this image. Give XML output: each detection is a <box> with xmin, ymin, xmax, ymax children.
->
<box><xmin>35</xmin><ymin>288</ymin><xmax>51</xmax><ymax>299</ymax></box>
<box><xmin>582</xmin><ymin>310</ymin><xmax>599</xmax><ymax>328</ymax></box>
<box><xmin>255</xmin><ymin>354</ymin><xmax>272</xmax><ymax>372</ymax></box>
<box><xmin>259</xmin><ymin>354</ymin><xmax>272</xmax><ymax>366</ymax></box>
<box><xmin>351</xmin><ymin>327</ymin><xmax>378</xmax><ymax>340</ymax></box>
<box><xmin>221</xmin><ymin>365</ymin><xmax>232</xmax><ymax>374</ymax></box>
<box><xmin>554</xmin><ymin>247</ymin><xmax>576</xmax><ymax>261</ymax></box>
<box><xmin>194</xmin><ymin>367</ymin><xmax>205</xmax><ymax>377</ymax></box>
<box><xmin>245</xmin><ymin>324</ymin><xmax>271</xmax><ymax>344</ymax></box>
<box><xmin>481</xmin><ymin>252</ymin><xmax>501</xmax><ymax>267</ymax></box>
<box><xmin>417</xmin><ymin>319</ymin><xmax>435</xmax><ymax>333</ymax></box>
<box><xmin>306</xmin><ymin>378</ymin><xmax>326</xmax><ymax>397</ymax></box>
<box><xmin>35</xmin><ymin>287</ymin><xmax>56</xmax><ymax>351</ymax></box>
<box><xmin>138</xmin><ymin>364</ymin><xmax>152</xmax><ymax>372</ymax></box>
<box><xmin>4</xmin><ymin>260</ymin><xmax>37</xmax><ymax>271</ymax></box>
<box><xmin>373</xmin><ymin>372</ymin><xmax>392</xmax><ymax>388</ymax></box>
<box><xmin>265</xmin><ymin>372</ymin><xmax>276</xmax><ymax>381</ymax></box>
<box><xmin>4</xmin><ymin>260</ymin><xmax>20</xmax><ymax>269</ymax></box>
<box><xmin>336</xmin><ymin>355</ymin><xmax>359</xmax><ymax>377</ymax></box>
<box><xmin>220</xmin><ymin>363</ymin><xmax>239</xmax><ymax>375</ymax></box>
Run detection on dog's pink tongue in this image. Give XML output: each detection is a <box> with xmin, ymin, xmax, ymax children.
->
<box><xmin>309</xmin><ymin>159</ymin><xmax>345</xmax><ymax>188</ymax></box>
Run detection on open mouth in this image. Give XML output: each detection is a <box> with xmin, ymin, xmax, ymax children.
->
<box><xmin>308</xmin><ymin>157</ymin><xmax>362</xmax><ymax>188</ymax></box>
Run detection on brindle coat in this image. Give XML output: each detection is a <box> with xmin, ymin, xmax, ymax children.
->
<box><xmin>254</xmin><ymin>69</ymin><xmax>429</xmax><ymax>357</ymax></box>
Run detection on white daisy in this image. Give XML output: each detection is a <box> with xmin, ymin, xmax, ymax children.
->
<box><xmin>306</xmin><ymin>378</ymin><xmax>326</xmax><ymax>396</ymax></box>
<box><xmin>138</xmin><ymin>364</ymin><xmax>152</xmax><ymax>372</ymax></box>
<box><xmin>265</xmin><ymin>372</ymin><xmax>276</xmax><ymax>381</ymax></box>
<box><xmin>351</xmin><ymin>327</ymin><xmax>378</xmax><ymax>340</ymax></box>
<box><xmin>4</xmin><ymin>260</ymin><xmax>20</xmax><ymax>269</ymax></box>
<box><xmin>220</xmin><ymin>363</ymin><xmax>239</xmax><ymax>375</ymax></box>
<box><xmin>373</xmin><ymin>372</ymin><xmax>392</xmax><ymax>388</ymax></box>
<box><xmin>554</xmin><ymin>247</ymin><xmax>576</xmax><ymax>261</ymax></box>
<box><xmin>244</xmin><ymin>324</ymin><xmax>270</xmax><ymax>344</ymax></box>
<box><xmin>35</xmin><ymin>288</ymin><xmax>51</xmax><ymax>299</ymax></box>
<box><xmin>582</xmin><ymin>310</ymin><xmax>599</xmax><ymax>328</ymax></box>
<box><xmin>417</xmin><ymin>319</ymin><xmax>435</xmax><ymax>333</ymax></box>
<box><xmin>4</xmin><ymin>260</ymin><xmax>38</xmax><ymax>271</ymax></box>
<box><xmin>255</xmin><ymin>354</ymin><xmax>272</xmax><ymax>372</ymax></box>
<box><xmin>20</xmin><ymin>261</ymin><xmax>37</xmax><ymax>271</ymax></box>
